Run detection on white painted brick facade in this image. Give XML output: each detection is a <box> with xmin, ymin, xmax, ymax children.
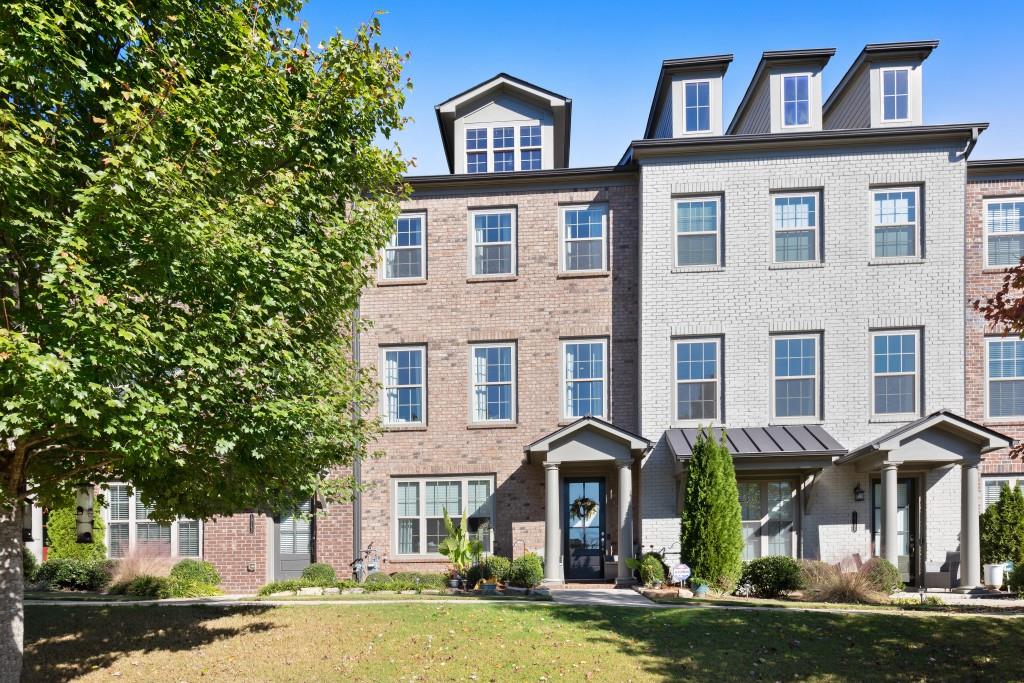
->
<box><xmin>636</xmin><ymin>142</ymin><xmax>968</xmax><ymax>566</ymax></box>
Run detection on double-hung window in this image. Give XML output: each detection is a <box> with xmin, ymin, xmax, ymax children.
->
<box><xmin>674</xmin><ymin>338</ymin><xmax>720</xmax><ymax>422</ymax></box>
<box><xmin>384</xmin><ymin>213</ymin><xmax>425</xmax><ymax>280</ymax></box>
<box><xmin>493</xmin><ymin>126</ymin><xmax>514</xmax><ymax>172</ymax></box>
<box><xmin>773</xmin><ymin>193</ymin><xmax>819</xmax><ymax>263</ymax></box>
<box><xmin>871</xmin><ymin>330</ymin><xmax>920</xmax><ymax>417</ymax></box>
<box><xmin>772</xmin><ymin>335</ymin><xmax>820</xmax><ymax>421</ymax></box>
<box><xmin>104</xmin><ymin>484</ymin><xmax>200</xmax><ymax>559</ymax></box>
<box><xmin>984</xmin><ymin>478</ymin><xmax>1021</xmax><ymax>510</ymax></box>
<box><xmin>985</xmin><ymin>198</ymin><xmax>1024</xmax><ymax>267</ymax></box>
<box><xmin>684</xmin><ymin>81</ymin><xmax>711</xmax><ymax>133</ymax></box>
<box><xmin>466</xmin><ymin>128</ymin><xmax>488</xmax><ymax>173</ymax></box>
<box><xmin>382</xmin><ymin>346</ymin><xmax>425</xmax><ymax>425</ymax></box>
<box><xmin>562</xmin><ymin>205</ymin><xmax>607</xmax><ymax>271</ymax></box>
<box><xmin>520</xmin><ymin>125</ymin><xmax>542</xmax><ymax>170</ymax></box>
<box><xmin>782</xmin><ymin>74</ymin><xmax>810</xmax><ymax>127</ymax></box>
<box><xmin>563</xmin><ymin>339</ymin><xmax>606</xmax><ymax>419</ymax></box>
<box><xmin>881</xmin><ymin>68</ymin><xmax>910</xmax><ymax>122</ymax></box>
<box><xmin>872</xmin><ymin>188</ymin><xmax>919</xmax><ymax>258</ymax></box>
<box><xmin>394</xmin><ymin>476</ymin><xmax>495</xmax><ymax>556</ymax></box>
<box><xmin>471</xmin><ymin>343</ymin><xmax>515</xmax><ymax>423</ymax></box>
<box><xmin>471</xmin><ymin>209</ymin><xmax>516</xmax><ymax>275</ymax></box>
<box><xmin>675</xmin><ymin>197</ymin><xmax>721</xmax><ymax>267</ymax></box>
<box><xmin>987</xmin><ymin>339</ymin><xmax>1024</xmax><ymax>418</ymax></box>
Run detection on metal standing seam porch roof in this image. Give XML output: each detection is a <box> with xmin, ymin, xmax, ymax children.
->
<box><xmin>666</xmin><ymin>425</ymin><xmax>846</xmax><ymax>460</ymax></box>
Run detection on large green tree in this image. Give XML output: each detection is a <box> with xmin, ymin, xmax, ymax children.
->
<box><xmin>680</xmin><ymin>428</ymin><xmax>744</xmax><ymax>593</ymax></box>
<box><xmin>0</xmin><ymin>1</ymin><xmax>408</xmax><ymax>676</ymax></box>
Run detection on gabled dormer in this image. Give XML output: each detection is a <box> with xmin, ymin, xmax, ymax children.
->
<box><xmin>435</xmin><ymin>73</ymin><xmax>571</xmax><ymax>175</ymax></box>
<box><xmin>824</xmin><ymin>41</ymin><xmax>938</xmax><ymax>130</ymax></box>
<box><xmin>727</xmin><ymin>48</ymin><xmax>835</xmax><ymax>135</ymax></box>
<box><xmin>644</xmin><ymin>55</ymin><xmax>733</xmax><ymax>139</ymax></box>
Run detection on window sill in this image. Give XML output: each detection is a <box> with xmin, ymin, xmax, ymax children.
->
<box><xmin>867</xmin><ymin>258</ymin><xmax>923</xmax><ymax>267</ymax></box>
<box><xmin>376</xmin><ymin>278</ymin><xmax>428</xmax><ymax>287</ymax></box>
<box><xmin>769</xmin><ymin>419</ymin><xmax>824</xmax><ymax>426</ymax></box>
<box><xmin>391</xmin><ymin>555</ymin><xmax>454</xmax><ymax>563</ymax></box>
<box><xmin>671</xmin><ymin>265</ymin><xmax>724</xmax><ymax>274</ymax></box>
<box><xmin>557</xmin><ymin>270</ymin><xmax>610</xmax><ymax>279</ymax></box>
<box><xmin>466</xmin><ymin>275</ymin><xmax>518</xmax><ymax>284</ymax></box>
<box><xmin>467</xmin><ymin>422</ymin><xmax>518</xmax><ymax>430</ymax></box>
<box><xmin>768</xmin><ymin>262</ymin><xmax>824</xmax><ymax>270</ymax></box>
<box><xmin>981</xmin><ymin>417</ymin><xmax>1024</xmax><ymax>426</ymax></box>
<box><xmin>982</xmin><ymin>267</ymin><xmax>1015</xmax><ymax>275</ymax></box>
<box><xmin>383</xmin><ymin>424</ymin><xmax>428</xmax><ymax>432</ymax></box>
<box><xmin>868</xmin><ymin>415</ymin><xmax>920</xmax><ymax>424</ymax></box>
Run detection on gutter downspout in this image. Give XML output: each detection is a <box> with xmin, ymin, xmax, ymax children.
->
<box><xmin>960</xmin><ymin>126</ymin><xmax>981</xmax><ymax>160</ymax></box>
<box><xmin>351</xmin><ymin>301</ymin><xmax>362</xmax><ymax>564</ymax></box>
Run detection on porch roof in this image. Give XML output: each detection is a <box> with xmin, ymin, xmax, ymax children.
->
<box><xmin>524</xmin><ymin>416</ymin><xmax>651</xmax><ymax>465</ymax></box>
<box><xmin>667</xmin><ymin>425</ymin><xmax>846</xmax><ymax>461</ymax></box>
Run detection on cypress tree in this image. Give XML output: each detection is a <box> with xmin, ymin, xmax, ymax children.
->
<box><xmin>981</xmin><ymin>483</ymin><xmax>1024</xmax><ymax>566</ymax></box>
<box><xmin>680</xmin><ymin>428</ymin><xmax>744</xmax><ymax>592</ymax></box>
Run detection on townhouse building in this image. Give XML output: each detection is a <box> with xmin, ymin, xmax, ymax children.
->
<box><xmin>28</xmin><ymin>41</ymin><xmax>1022</xmax><ymax>594</ymax></box>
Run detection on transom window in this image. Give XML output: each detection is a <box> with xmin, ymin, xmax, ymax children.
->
<box><xmin>684</xmin><ymin>81</ymin><xmax>711</xmax><ymax>133</ymax></box>
<box><xmin>987</xmin><ymin>339</ymin><xmax>1024</xmax><ymax>418</ymax></box>
<box><xmin>562</xmin><ymin>205</ymin><xmax>607</xmax><ymax>271</ymax></box>
<box><xmin>383</xmin><ymin>213</ymin><xmax>425</xmax><ymax>280</ymax></box>
<box><xmin>773</xmin><ymin>193</ymin><xmax>819</xmax><ymax>263</ymax></box>
<box><xmin>782</xmin><ymin>74</ymin><xmax>810</xmax><ymax>127</ymax></box>
<box><xmin>471</xmin><ymin>210</ymin><xmax>516</xmax><ymax>275</ymax></box>
<box><xmin>881</xmin><ymin>68</ymin><xmax>910</xmax><ymax>122</ymax></box>
<box><xmin>873</xmin><ymin>189</ymin><xmax>919</xmax><ymax>258</ymax></box>
<box><xmin>395</xmin><ymin>476</ymin><xmax>495</xmax><ymax>556</ymax></box>
<box><xmin>466</xmin><ymin>128</ymin><xmax>488</xmax><ymax>174</ymax></box>
<box><xmin>471</xmin><ymin>343</ymin><xmax>515</xmax><ymax>423</ymax></box>
<box><xmin>872</xmin><ymin>331</ymin><xmax>920</xmax><ymax>417</ymax></box>
<box><xmin>675</xmin><ymin>338</ymin><xmax>719</xmax><ymax>422</ymax></box>
<box><xmin>739</xmin><ymin>480</ymin><xmax>796</xmax><ymax>560</ymax></box>
<box><xmin>563</xmin><ymin>339</ymin><xmax>606</xmax><ymax>419</ymax></box>
<box><xmin>104</xmin><ymin>484</ymin><xmax>200</xmax><ymax>559</ymax></box>
<box><xmin>675</xmin><ymin>197</ymin><xmax>721</xmax><ymax>267</ymax></box>
<box><xmin>772</xmin><ymin>335</ymin><xmax>819</xmax><ymax>420</ymax></box>
<box><xmin>382</xmin><ymin>346</ymin><xmax>424</xmax><ymax>425</ymax></box>
<box><xmin>985</xmin><ymin>198</ymin><xmax>1024</xmax><ymax>267</ymax></box>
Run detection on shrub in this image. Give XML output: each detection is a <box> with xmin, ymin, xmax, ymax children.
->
<box><xmin>861</xmin><ymin>557</ymin><xmax>903</xmax><ymax>595</ymax></box>
<box><xmin>160</xmin><ymin>576</ymin><xmax>222</xmax><ymax>598</ymax></box>
<box><xmin>739</xmin><ymin>556</ymin><xmax>803</xmax><ymax>598</ymax></box>
<box><xmin>680</xmin><ymin>429</ymin><xmax>744</xmax><ymax>593</ymax></box>
<box><xmin>125</xmin><ymin>575</ymin><xmax>169</xmax><ymax>598</ymax></box>
<box><xmin>300</xmin><ymin>563</ymin><xmax>337</xmax><ymax>586</ymax></box>
<box><xmin>364</xmin><ymin>571</ymin><xmax>391</xmax><ymax>584</ymax></box>
<box><xmin>35</xmin><ymin>557</ymin><xmax>110</xmax><ymax>591</ymax></box>
<box><xmin>170</xmin><ymin>559</ymin><xmax>221</xmax><ymax>586</ymax></box>
<box><xmin>1009</xmin><ymin>566</ymin><xmax>1023</xmax><ymax>594</ymax></box>
<box><xmin>465</xmin><ymin>562</ymin><xmax>485</xmax><ymax>587</ymax></box>
<box><xmin>389</xmin><ymin>572</ymin><xmax>446</xmax><ymax>590</ymax></box>
<box><xmin>981</xmin><ymin>483</ymin><xmax>1024</xmax><ymax>566</ymax></box>
<box><xmin>257</xmin><ymin>579</ymin><xmax>308</xmax><ymax>596</ymax></box>
<box><xmin>638</xmin><ymin>554</ymin><xmax>667</xmax><ymax>587</ymax></box>
<box><xmin>801</xmin><ymin>563</ymin><xmax>884</xmax><ymax>605</ymax></box>
<box><xmin>23</xmin><ymin>547</ymin><xmax>38</xmax><ymax>582</ymax></box>
<box><xmin>45</xmin><ymin>503</ymin><xmax>107</xmax><ymax>561</ymax></box>
<box><xmin>482</xmin><ymin>555</ymin><xmax>512</xmax><ymax>583</ymax></box>
<box><xmin>109</xmin><ymin>552</ymin><xmax>175</xmax><ymax>589</ymax></box>
<box><xmin>509</xmin><ymin>553</ymin><xmax>544</xmax><ymax>588</ymax></box>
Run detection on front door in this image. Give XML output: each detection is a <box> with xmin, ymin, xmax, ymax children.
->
<box><xmin>564</xmin><ymin>478</ymin><xmax>605</xmax><ymax>581</ymax></box>
<box><xmin>275</xmin><ymin>499</ymin><xmax>313</xmax><ymax>580</ymax></box>
<box><xmin>872</xmin><ymin>479</ymin><xmax>916</xmax><ymax>584</ymax></box>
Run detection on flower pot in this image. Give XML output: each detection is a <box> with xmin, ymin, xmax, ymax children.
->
<box><xmin>693</xmin><ymin>584</ymin><xmax>709</xmax><ymax>596</ymax></box>
<box><xmin>983</xmin><ymin>563</ymin><xmax>1006</xmax><ymax>589</ymax></box>
<box><xmin>481</xmin><ymin>583</ymin><xmax>498</xmax><ymax>595</ymax></box>
<box><xmin>448</xmin><ymin>579</ymin><xmax>460</xmax><ymax>589</ymax></box>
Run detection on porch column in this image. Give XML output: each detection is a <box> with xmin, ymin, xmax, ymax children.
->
<box><xmin>959</xmin><ymin>462</ymin><xmax>981</xmax><ymax>589</ymax></box>
<box><xmin>543</xmin><ymin>462</ymin><xmax>562</xmax><ymax>583</ymax></box>
<box><xmin>616</xmin><ymin>460</ymin><xmax>635</xmax><ymax>585</ymax></box>
<box><xmin>881</xmin><ymin>463</ymin><xmax>899</xmax><ymax>568</ymax></box>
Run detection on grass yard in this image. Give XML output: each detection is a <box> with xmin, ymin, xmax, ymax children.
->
<box><xmin>24</xmin><ymin>602</ymin><xmax>1024</xmax><ymax>682</ymax></box>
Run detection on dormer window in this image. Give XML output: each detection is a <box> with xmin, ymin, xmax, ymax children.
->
<box><xmin>684</xmin><ymin>81</ymin><xmax>711</xmax><ymax>133</ymax></box>
<box><xmin>882</xmin><ymin>68</ymin><xmax>910</xmax><ymax>122</ymax></box>
<box><xmin>493</xmin><ymin>127</ymin><xmax>514</xmax><ymax>172</ymax></box>
<box><xmin>782</xmin><ymin>74</ymin><xmax>810</xmax><ymax>127</ymax></box>
<box><xmin>466</xmin><ymin>128</ymin><xmax>488</xmax><ymax>173</ymax></box>
<box><xmin>520</xmin><ymin>125</ymin><xmax>541</xmax><ymax>171</ymax></box>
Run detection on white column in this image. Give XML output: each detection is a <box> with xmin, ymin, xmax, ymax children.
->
<box><xmin>616</xmin><ymin>461</ymin><xmax>635</xmax><ymax>585</ymax></box>
<box><xmin>881</xmin><ymin>463</ymin><xmax>899</xmax><ymax>568</ymax></box>
<box><xmin>959</xmin><ymin>462</ymin><xmax>981</xmax><ymax>590</ymax></box>
<box><xmin>543</xmin><ymin>462</ymin><xmax>561</xmax><ymax>583</ymax></box>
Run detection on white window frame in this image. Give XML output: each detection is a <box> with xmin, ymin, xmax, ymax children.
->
<box><xmin>985</xmin><ymin>337</ymin><xmax>1024</xmax><ymax>420</ymax></box>
<box><xmin>781</xmin><ymin>73</ymin><xmax>812</xmax><ymax>129</ymax></box>
<box><xmin>102</xmin><ymin>483</ymin><xmax>202</xmax><ymax>559</ymax></box>
<box><xmin>770</xmin><ymin>333</ymin><xmax>821</xmax><ymax>423</ymax></box>
<box><xmin>380</xmin><ymin>345</ymin><xmax>426</xmax><ymax>426</ymax></box>
<box><xmin>560</xmin><ymin>204</ymin><xmax>608</xmax><ymax>273</ymax></box>
<box><xmin>870</xmin><ymin>329</ymin><xmax>921</xmax><ymax>419</ymax></box>
<box><xmin>469</xmin><ymin>342</ymin><xmax>516</xmax><ymax>424</ymax></box>
<box><xmin>683</xmin><ymin>80</ymin><xmax>712</xmax><ymax>133</ymax></box>
<box><xmin>772</xmin><ymin>191</ymin><xmax>820</xmax><ymax>264</ymax></box>
<box><xmin>738</xmin><ymin>478</ymin><xmax>800</xmax><ymax>560</ymax></box>
<box><xmin>562</xmin><ymin>338</ymin><xmax>608</xmax><ymax>420</ymax></box>
<box><xmin>880</xmin><ymin>67</ymin><xmax>911</xmax><ymax>123</ymax></box>
<box><xmin>392</xmin><ymin>475</ymin><xmax>496</xmax><ymax>558</ymax></box>
<box><xmin>465</xmin><ymin>127</ymin><xmax>488</xmax><ymax>174</ymax></box>
<box><xmin>519</xmin><ymin>124</ymin><xmax>542</xmax><ymax>171</ymax></box>
<box><xmin>983</xmin><ymin>477</ymin><xmax>1022</xmax><ymax>510</ymax></box>
<box><xmin>871</xmin><ymin>187</ymin><xmax>920</xmax><ymax>259</ymax></box>
<box><xmin>468</xmin><ymin>208</ymin><xmax>517</xmax><ymax>276</ymax></box>
<box><xmin>673</xmin><ymin>196</ymin><xmax>722</xmax><ymax>268</ymax></box>
<box><xmin>983</xmin><ymin>197</ymin><xmax>1024</xmax><ymax>268</ymax></box>
<box><xmin>381</xmin><ymin>212</ymin><xmax>426</xmax><ymax>281</ymax></box>
<box><xmin>673</xmin><ymin>337</ymin><xmax>722</xmax><ymax>425</ymax></box>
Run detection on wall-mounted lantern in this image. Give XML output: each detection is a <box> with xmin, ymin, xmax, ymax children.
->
<box><xmin>853</xmin><ymin>483</ymin><xmax>865</xmax><ymax>503</ymax></box>
<box><xmin>21</xmin><ymin>500</ymin><xmax>33</xmax><ymax>542</ymax></box>
<box><xmin>75</xmin><ymin>484</ymin><xmax>95</xmax><ymax>544</ymax></box>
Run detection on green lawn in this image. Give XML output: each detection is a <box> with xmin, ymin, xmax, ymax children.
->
<box><xmin>24</xmin><ymin>602</ymin><xmax>1024</xmax><ymax>682</ymax></box>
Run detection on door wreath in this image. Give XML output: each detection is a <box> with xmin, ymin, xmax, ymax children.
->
<box><xmin>570</xmin><ymin>496</ymin><xmax>597</xmax><ymax>520</ymax></box>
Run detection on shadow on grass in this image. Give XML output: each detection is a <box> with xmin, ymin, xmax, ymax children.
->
<box><xmin>545</xmin><ymin>604</ymin><xmax>1024</xmax><ymax>681</ymax></box>
<box><xmin>24</xmin><ymin>604</ymin><xmax>275</xmax><ymax>683</ymax></box>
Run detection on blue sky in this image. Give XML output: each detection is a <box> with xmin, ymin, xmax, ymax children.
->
<box><xmin>298</xmin><ymin>0</ymin><xmax>1023</xmax><ymax>175</ymax></box>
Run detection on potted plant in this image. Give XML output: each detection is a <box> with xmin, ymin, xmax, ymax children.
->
<box><xmin>445</xmin><ymin>566</ymin><xmax>461</xmax><ymax>590</ymax></box>
<box><xmin>438</xmin><ymin>508</ymin><xmax>484</xmax><ymax>590</ymax></box>
<box><xmin>690</xmin><ymin>577</ymin><xmax>710</xmax><ymax>596</ymax></box>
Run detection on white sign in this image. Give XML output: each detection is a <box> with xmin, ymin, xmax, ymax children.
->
<box><xmin>671</xmin><ymin>563</ymin><xmax>690</xmax><ymax>583</ymax></box>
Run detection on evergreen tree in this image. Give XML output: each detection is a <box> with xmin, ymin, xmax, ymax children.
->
<box><xmin>680</xmin><ymin>428</ymin><xmax>744</xmax><ymax>592</ymax></box>
<box><xmin>980</xmin><ymin>483</ymin><xmax>1024</xmax><ymax>566</ymax></box>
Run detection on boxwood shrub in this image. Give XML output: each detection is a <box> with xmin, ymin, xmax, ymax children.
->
<box><xmin>509</xmin><ymin>553</ymin><xmax>544</xmax><ymax>588</ymax></box>
<box><xmin>169</xmin><ymin>559</ymin><xmax>221</xmax><ymax>586</ymax></box>
<box><xmin>739</xmin><ymin>556</ymin><xmax>802</xmax><ymax>598</ymax></box>
<box><xmin>35</xmin><ymin>558</ymin><xmax>110</xmax><ymax>592</ymax></box>
<box><xmin>300</xmin><ymin>563</ymin><xmax>337</xmax><ymax>586</ymax></box>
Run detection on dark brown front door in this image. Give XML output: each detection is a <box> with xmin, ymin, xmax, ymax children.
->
<box><xmin>564</xmin><ymin>478</ymin><xmax>605</xmax><ymax>581</ymax></box>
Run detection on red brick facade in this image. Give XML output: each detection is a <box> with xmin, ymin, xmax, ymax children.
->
<box><xmin>966</xmin><ymin>165</ymin><xmax>1024</xmax><ymax>476</ymax></box>
<box><xmin>202</xmin><ymin>512</ymin><xmax>268</xmax><ymax>593</ymax></box>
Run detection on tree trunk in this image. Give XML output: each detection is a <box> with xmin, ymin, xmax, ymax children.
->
<box><xmin>0</xmin><ymin>500</ymin><xmax>24</xmax><ymax>683</ymax></box>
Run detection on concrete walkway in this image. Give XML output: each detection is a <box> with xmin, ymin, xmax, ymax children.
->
<box><xmin>549</xmin><ymin>588</ymin><xmax>657</xmax><ymax>607</ymax></box>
